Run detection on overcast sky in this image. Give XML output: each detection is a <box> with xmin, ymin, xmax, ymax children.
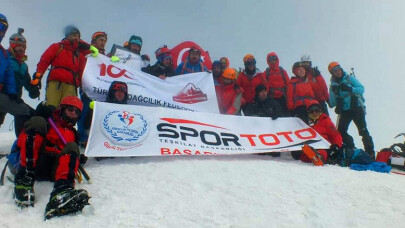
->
<box><xmin>2</xmin><ymin>0</ymin><xmax>404</xmax><ymax>150</ymax></box>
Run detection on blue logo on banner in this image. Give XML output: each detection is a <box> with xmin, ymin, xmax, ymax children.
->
<box><xmin>103</xmin><ymin>111</ymin><xmax>149</xmax><ymax>145</ymax></box>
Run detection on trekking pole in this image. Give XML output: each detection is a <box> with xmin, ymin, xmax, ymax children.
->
<box><xmin>48</xmin><ymin>118</ymin><xmax>91</xmax><ymax>183</ymax></box>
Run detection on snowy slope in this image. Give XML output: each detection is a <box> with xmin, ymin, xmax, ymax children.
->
<box><xmin>0</xmin><ymin>132</ymin><xmax>405</xmax><ymax>227</ymax></box>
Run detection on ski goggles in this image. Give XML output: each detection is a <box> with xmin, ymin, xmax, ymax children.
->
<box><xmin>267</xmin><ymin>55</ymin><xmax>278</xmax><ymax>61</ymax></box>
<box><xmin>91</xmin><ymin>31</ymin><xmax>107</xmax><ymax>40</ymax></box>
<box><xmin>331</xmin><ymin>65</ymin><xmax>341</xmax><ymax>72</ymax></box>
<box><xmin>66</xmin><ymin>106</ymin><xmax>81</xmax><ymax>116</ymax></box>
<box><xmin>113</xmin><ymin>83</ymin><xmax>127</xmax><ymax>93</ymax></box>
<box><xmin>245</xmin><ymin>60</ymin><xmax>256</xmax><ymax>66</ymax></box>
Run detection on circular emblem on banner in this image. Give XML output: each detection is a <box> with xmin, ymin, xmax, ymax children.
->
<box><xmin>102</xmin><ymin>111</ymin><xmax>149</xmax><ymax>146</ymax></box>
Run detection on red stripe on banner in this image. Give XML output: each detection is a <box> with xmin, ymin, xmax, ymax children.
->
<box><xmin>391</xmin><ymin>171</ymin><xmax>405</xmax><ymax>176</ymax></box>
<box><xmin>160</xmin><ymin>118</ymin><xmax>228</xmax><ymax>130</ymax></box>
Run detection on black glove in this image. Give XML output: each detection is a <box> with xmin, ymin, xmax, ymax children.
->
<box><xmin>78</xmin><ymin>40</ymin><xmax>91</xmax><ymax>50</ymax></box>
<box><xmin>28</xmin><ymin>86</ymin><xmax>40</xmax><ymax>99</ymax></box>
<box><xmin>331</xmin><ymin>85</ymin><xmax>339</xmax><ymax>94</ymax></box>
<box><xmin>329</xmin><ymin>144</ymin><xmax>341</xmax><ymax>160</ymax></box>
<box><xmin>312</xmin><ymin>67</ymin><xmax>320</xmax><ymax>77</ymax></box>
<box><xmin>61</xmin><ymin>142</ymin><xmax>80</xmax><ymax>156</ymax></box>
<box><xmin>141</xmin><ymin>54</ymin><xmax>150</xmax><ymax>61</ymax></box>
<box><xmin>79</xmin><ymin>154</ymin><xmax>88</xmax><ymax>165</ymax></box>
<box><xmin>339</xmin><ymin>84</ymin><xmax>352</xmax><ymax>92</ymax></box>
<box><xmin>24</xmin><ymin>116</ymin><xmax>47</xmax><ymax>136</ymax></box>
<box><xmin>8</xmin><ymin>94</ymin><xmax>23</xmax><ymax>103</ymax></box>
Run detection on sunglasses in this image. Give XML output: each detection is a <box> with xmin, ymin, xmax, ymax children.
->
<box><xmin>246</xmin><ymin>60</ymin><xmax>256</xmax><ymax>66</ymax></box>
<box><xmin>332</xmin><ymin>66</ymin><xmax>341</xmax><ymax>72</ymax></box>
<box><xmin>308</xmin><ymin>108</ymin><xmax>322</xmax><ymax>114</ymax></box>
<box><xmin>66</xmin><ymin>106</ymin><xmax>81</xmax><ymax>115</ymax></box>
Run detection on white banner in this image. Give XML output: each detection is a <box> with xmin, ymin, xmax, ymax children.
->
<box><xmin>109</xmin><ymin>45</ymin><xmax>149</xmax><ymax>70</ymax></box>
<box><xmin>85</xmin><ymin>102</ymin><xmax>331</xmax><ymax>157</ymax></box>
<box><xmin>82</xmin><ymin>55</ymin><xmax>219</xmax><ymax>113</ymax></box>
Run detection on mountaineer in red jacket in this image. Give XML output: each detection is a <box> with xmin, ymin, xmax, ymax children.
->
<box><xmin>236</xmin><ymin>54</ymin><xmax>265</xmax><ymax>105</ymax></box>
<box><xmin>292</xmin><ymin>100</ymin><xmax>343</xmax><ymax>163</ymax></box>
<box><xmin>287</xmin><ymin>62</ymin><xmax>316</xmax><ymax>122</ymax></box>
<box><xmin>13</xmin><ymin>96</ymin><xmax>90</xmax><ymax>218</ymax></box>
<box><xmin>30</xmin><ymin>25</ymin><xmax>98</xmax><ymax>108</ymax></box>
<box><xmin>216</xmin><ymin>68</ymin><xmax>244</xmax><ymax>115</ymax></box>
<box><xmin>262</xmin><ymin>52</ymin><xmax>290</xmax><ymax>114</ymax></box>
<box><xmin>301</xmin><ymin>54</ymin><xmax>329</xmax><ymax>115</ymax></box>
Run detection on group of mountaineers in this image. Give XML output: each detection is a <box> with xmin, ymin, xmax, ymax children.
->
<box><xmin>2</xmin><ymin>13</ymin><xmax>401</xmax><ymax>220</ymax></box>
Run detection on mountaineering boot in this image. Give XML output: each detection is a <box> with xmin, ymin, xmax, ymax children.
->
<box><xmin>302</xmin><ymin>144</ymin><xmax>324</xmax><ymax>166</ymax></box>
<box><xmin>14</xmin><ymin>175</ymin><xmax>35</xmax><ymax>207</ymax></box>
<box><xmin>44</xmin><ymin>186</ymin><xmax>90</xmax><ymax>220</ymax></box>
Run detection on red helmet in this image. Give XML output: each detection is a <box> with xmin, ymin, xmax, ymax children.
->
<box><xmin>60</xmin><ymin>96</ymin><xmax>83</xmax><ymax>112</ymax></box>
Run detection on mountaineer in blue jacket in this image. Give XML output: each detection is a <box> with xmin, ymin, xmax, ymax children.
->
<box><xmin>175</xmin><ymin>46</ymin><xmax>208</xmax><ymax>75</ymax></box>
<box><xmin>328</xmin><ymin>62</ymin><xmax>374</xmax><ymax>158</ymax></box>
<box><xmin>0</xmin><ymin>13</ymin><xmax>31</xmax><ymax>132</ymax></box>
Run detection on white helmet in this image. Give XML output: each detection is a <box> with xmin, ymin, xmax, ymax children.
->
<box><xmin>301</xmin><ymin>54</ymin><xmax>311</xmax><ymax>62</ymax></box>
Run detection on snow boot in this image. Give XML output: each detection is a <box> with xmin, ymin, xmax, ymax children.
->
<box><xmin>14</xmin><ymin>175</ymin><xmax>35</xmax><ymax>207</ymax></box>
<box><xmin>302</xmin><ymin>145</ymin><xmax>324</xmax><ymax>166</ymax></box>
<box><xmin>44</xmin><ymin>186</ymin><xmax>90</xmax><ymax>220</ymax></box>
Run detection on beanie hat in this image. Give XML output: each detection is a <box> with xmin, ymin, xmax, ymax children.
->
<box><xmin>255</xmin><ymin>84</ymin><xmax>267</xmax><ymax>95</ymax></box>
<box><xmin>328</xmin><ymin>62</ymin><xmax>340</xmax><ymax>74</ymax></box>
<box><xmin>301</xmin><ymin>54</ymin><xmax>311</xmax><ymax>62</ymax></box>
<box><xmin>129</xmin><ymin>35</ymin><xmax>142</xmax><ymax>47</ymax></box>
<box><xmin>9</xmin><ymin>28</ymin><xmax>26</xmax><ymax>45</ymax></box>
<box><xmin>64</xmin><ymin>25</ymin><xmax>80</xmax><ymax>38</ymax></box>
<box><xmin>91</xmin><ymin>31</ymin><xmax>107</xmax><ymax>44</ymax></box>
<box><xmin>222</xmin><ymin>68</ymin><xmax>237</xmax><ymax>80</ymax></box>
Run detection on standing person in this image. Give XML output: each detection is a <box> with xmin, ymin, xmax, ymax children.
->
<box><xmin>175</xmin><ymin>46</ymin><xmax>208</xmax><ymax>75</ymax></box>
<box><xmin>328</xmin><ymin>62</ymin><xmax>374</xmax><ymax>157</ymax></box>
<box><xmin>1</xmin><ymin>28</ymin><xmax>39</xmax><ymax>136</ymax></box>
<box><xmin>301</xmin><ymin>54</ymin><xmax>329</xmax><ymax>115</ymax></box>
<box><xmin>125</xmin><ymin>35</ymin><xmax>150</xmax><ymax>67</ymax></box>
<box><xmin>236</xmin><ymin>54</ymin><xmax>264</xmax><ymax>106</ymax></box>
<box><xmin>142</xmin><ymin>45</ymin><xmax>175</xmax><ymax>79</ymax></box>
<box><xmin>211</xmin><ymin>60</ymin><xmax>223</xmax><ymax>85</ymax></box>
<box><xmin>30</xmin><ymin>25</ymin><xmax>99</xmax><ymax>108</ymax></box>
<box><xmin>13</xmin><ymin>96</ymin><xmax>90</xmax><ymax>218</ymax></box>
<box><xmin>78</xmin><ymin>31</ymin><xmax>108</xmax><ymax>147</ymax></box>
<box><xmin>292</xmin><ymin>100</ymin><xmax>343</xmax><ymax>163</ymax></box>
<box><xmin>0</xmin><ymin>14</ymin><xmax>31</xmax><ymax>132</ymax></box>
<box><xmin>215</xmin><ymin>68</ymin><xmax>244</xmax><ymax>115</ymax></box>
<box><xmin>262</xmin><ymin>52</ymin><xmax>290</xmax><ymax>114</ymax></box>
<box><xmin>287</xmin><ymin>62</ymin><xmax>316</xmax><ymax>122</ymax></box>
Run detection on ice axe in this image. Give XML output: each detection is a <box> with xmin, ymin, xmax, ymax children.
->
<box><xmin>48</xmin><ymin>117</ymin><xmax>91</xmax><ymax>183</ymax></box>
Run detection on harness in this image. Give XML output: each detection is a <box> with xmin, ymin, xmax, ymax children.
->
<box><xmin>265</xmin><ymin>66</ymin><xmax>288</xmax><ymax>98</ymax></box>
<box><xmin>48</xmin><ymin>44</ymin><xmax>79</xmax><ymax>95</ymax></box>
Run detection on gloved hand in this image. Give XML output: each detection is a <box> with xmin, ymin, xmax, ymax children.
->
<box><xmin>28</xmin><ymin>86</ymin><xmax>40</xmax><ymax>99</ymax></box>
<box><xmin>79</xmin><ymin>154</ymin><xmax>88</xmax><ymax>165</ymax></box>
<box><xmin>339</xmin><ymin>84</ymin><xmax>352</xmax><ymax>92</ymax></box>
<box><xmin>312</xmin><ymin>66</ymin><xmax>320</xmax><ymax>76</ymax></box>
<box><xmin>331</xmin><ymin>85</ymin><xmax>339</xmax><ymax>94</ymax></box>
<box><xmin>8</xmin><ymin>94</ymin><xmax>23</xmax><ymax>103</ymax></box>
<box><xmin>24</xmin><ymin>116</ymin><xmax>47</xmax><ymax>136</ymax></box>
<box><xmin>141</xmin><ymin>54</ymin><xmax>150</xmax><ymax>61</ymax></box>
<box><xmin>329</xmin><ymin>144</ymin><xmax>341</xmax><ymax>160</ymax></box>
<box><xmin>30</xmin><ymin>72</ymin><xmax>42</xmax><ymax>86</ymax></box>
<box><xmin>111</xmin><ymin>56</ymin><xmax>120</xmax><ymax>62</ymax></box>
<box><xmin>89</xmin><ymin>100</ymin><xmax>95</xmax><ymax>110</ymax></box>
<box><xmin>89</xmin><ymin>45</ymin><xmax>99</xmax><ymax>57</ymax></box>
<box><xmin>61</xmin><ymin>142</ymin><xmax>80</xmax><ymax>156</ymax></box>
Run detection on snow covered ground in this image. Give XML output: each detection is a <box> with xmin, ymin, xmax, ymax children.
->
<box><xmin>0</xmin><ymin>132</ymin><xmax>405</xmax><ymax>227</ymax></box>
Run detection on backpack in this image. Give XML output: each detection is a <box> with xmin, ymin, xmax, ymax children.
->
<box><xmin>0</xmin><ymin>140</ymin><xmax>20</xmax><ymax>185</ymax></box>
<box><xmin>340</xmin><ymin>147</ymin><xmax>374</xmax><ymax>167</ymax></box>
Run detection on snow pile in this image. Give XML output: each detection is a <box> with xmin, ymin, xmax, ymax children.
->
<box><xmin>1</xmin><ymin>132</ymin><xmax>405</xmax><ymax>227</ymax></box>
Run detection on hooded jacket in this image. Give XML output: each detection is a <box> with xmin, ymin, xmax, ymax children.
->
<box><xmin>329</xmin><ymin>72</ymin><xmax>365</xmax><ymax>113</ymax></box>
<box><xmin>0</xmin><ymin>45</ymin><xmax>17</xmax><ymax>94</ymax></box>
<box><xmin>287</xmin><ymin>75</ymin><xmax>315</xmax><ymax>110</ymax></box>
<box><xmin>263</xmin><ymin>52</ymin><xmax>290</xmax><ymax>99</ymax></box>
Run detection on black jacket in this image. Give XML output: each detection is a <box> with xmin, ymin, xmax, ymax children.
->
<box><xmin>142</xmin><ymin>62</ymin><xmax>175</xmax><ymax>78</ymax></box>
<box><xmin>243</xmin><ymin>97</ymin><xmax>285</xmax><ymax>119</ymax></box>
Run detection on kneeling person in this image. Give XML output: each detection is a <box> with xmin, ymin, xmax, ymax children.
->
<box><xmin>13</xmin><ymin>96</ymin><xmax>90</xmax><ymax>218</ymax></box>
